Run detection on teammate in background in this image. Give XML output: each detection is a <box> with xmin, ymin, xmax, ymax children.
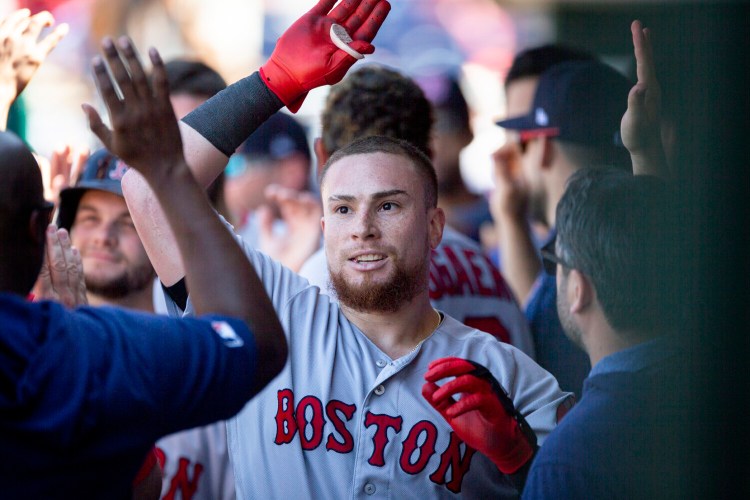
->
<box><xmin>418</xmin><ymin>73</ymin><xmax>492</xmax><ymax>244</ymax></box>
<box><xmin>114</xmin><ymin>1</ymin><xmax>571</xmax><ymax>496</ymax></box>
<box><xmin>489</xmin><ymin>44</ymin><xmax>595</xmax><ymax>398</ymax></box>
<box><xmin>299</xmin><ymin>65</ymin><xmax>535</xmax><ymax>357</ymax></box>
<box><xmin>0</xmin><ymin>36</ymin><xmax>287</xmax><ymax>498</ymax></box>
<box><xmin>56</xmin><ymin>149</ymin><xmax>157</xmax><ymax>311</ymax></box>
<box><xmin>224</xmin><ymin>112</ymin><xmax>314</xmax><ymax>249</ymax></box>
<box><xmin>521</xmin><ymin>168</ymin><xmax>685</xmax><ymax>498</ymax></box>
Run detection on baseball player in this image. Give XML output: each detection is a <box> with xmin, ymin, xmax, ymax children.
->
<box><xmin>298</xmin><ymin>65</ymin><xmax>534</xmax><ymax>357</ymax></box>
<box><xmin>103</xmin><ymin>1</ymin><xmax>572</xmax><ymax>497</ymax></box>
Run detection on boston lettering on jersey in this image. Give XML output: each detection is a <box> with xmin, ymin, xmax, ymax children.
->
<box><xmin>155</xmin><ymin>447</ymin><xmax>204</xmax><ymax>500</ymax></box>
<box><xmin>274</xmin><ymin>389</ymin><xmax>477</xmax><ymax>494</ymax></box>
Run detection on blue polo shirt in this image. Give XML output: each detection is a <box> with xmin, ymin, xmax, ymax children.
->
<box><xmin>0</xmin><ymin>293</ymin><xmax>258</xmax><ymax>499</ymax></box>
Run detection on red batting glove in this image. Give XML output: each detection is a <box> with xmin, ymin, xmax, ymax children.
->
<box><xmin>422</xmin><ymin>357</ymin><xmax>537</xmax><ymax>474</ymax></box>
<box><xmin>260</xmin><ymin>0</ymin><xmax>391</xmax><ymax>112</ymax></box>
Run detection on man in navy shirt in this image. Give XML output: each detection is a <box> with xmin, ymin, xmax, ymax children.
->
<box><xmin>0</xmin><ymin>40</ymin><xmax>286</xmax><ymax>499</ymax></box>
<box><xmin>522</xmin><ymin>167</ymin><xmax>686</xmax><ymax>498</ymax></box>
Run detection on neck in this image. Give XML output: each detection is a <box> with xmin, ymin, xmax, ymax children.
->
<box><xmin>87</xmin><ymin>283</ymin><xmax>155</xmax><ymax>313</ymax></box>
<box><xmin>583</xmin><ymin>315</ymin><xmax>642</xmax><ymax>368</ymax></box>
<box><xmin>341</xmin><ymin>294</ymin><xmax>440</xmax><ymax>359</ymax></box>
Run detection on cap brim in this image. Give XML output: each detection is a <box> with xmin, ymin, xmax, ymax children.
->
<box><xmin>56</xmin><ymin>182</ymin><xmax>124</xmax><ymax>231</ymax></box>
<box><xmin>495</xmin><ymin>113</ymin><xmax>540</xmax><ymax>131</ymax></box>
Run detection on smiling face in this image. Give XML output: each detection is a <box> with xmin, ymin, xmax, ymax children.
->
<box><xmin>70</xmin><ymin>190</ymin><xmax>154</xmax><ymax>300</ymax></box>
<box><xmin>321</xmin><ymin>151</ymin><xmax>444</xmax><ymax>313</ymax></box>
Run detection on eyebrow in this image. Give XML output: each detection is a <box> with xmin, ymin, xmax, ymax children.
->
<box><xmin>327</xmin><ymin>189</ymin><xmax>409</xmax><ymax>204</ymax></box>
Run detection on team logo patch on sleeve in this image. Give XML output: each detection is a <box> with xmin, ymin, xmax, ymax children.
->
<box><xmin>211</xmin><ymin>321</ymin><xmax>244</xmax><ymax>348</ymax></box>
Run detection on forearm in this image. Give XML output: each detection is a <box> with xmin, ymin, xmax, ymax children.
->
<box><xmin>181</xmin><ymin>72</ymin><xmax>283</xmax><ymax>187</ymax></box>
<box><xmin>497</xmin><ymin>214</ymin><xmax>542</xmax><ymax>307</ymax></box>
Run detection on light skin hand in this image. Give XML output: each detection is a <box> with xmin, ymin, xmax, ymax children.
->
<box><xmin>490</xmin><ymin>142</ymin><xmax>529</xmax><ymax>223</ymax></box>
<box><xmin>0</xmin><ymin>9</ymin><xmax>69</xmax><ymax>129</ymax></box>
<box><xmin>620</xmin><ymin>19</ymin><xmax>668</xmax><ymax>178</ymax></box>
<box><xmin>37</xmin><ymin>145</ymin><xmax>89</xmax><ymax>202</ymax></box>
<box><xmin>257</xmin><ymin>184</ymin><xmax>323</xmax><ymax>272</ymax></box>
<box><xmin>33</xmin><ymin>224</ymin><xmax>88</xmax><ymax>307</ymax></box>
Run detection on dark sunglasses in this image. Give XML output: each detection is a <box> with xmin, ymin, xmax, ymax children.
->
<box><xmin>540</xmin><ymin>235</ymin><xmax>572</xmax><ymax>275</ymax></box>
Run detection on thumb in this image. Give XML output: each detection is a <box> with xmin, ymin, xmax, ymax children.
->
<box><xmin>82</xmin><ymin>104</ymin><xmax>113</xmax><ymax>149</ymax></box>
<box><xmin>348</xmin><ymin>40</ymin><xmax>374</xmax><ymax>55</ymax></box>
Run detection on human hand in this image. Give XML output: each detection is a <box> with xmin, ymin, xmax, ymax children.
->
<box><xmin>82</xmin><ymin>38</ymin><xmax>187</xmax><ymax>187</ymax></box>
<box><xmin>422</xmin><ymin>357</ymin><xmax>537</xmax><ymax>474</ymax></box>
<box><xmin>258</xmin><ymin>184</ymin><xmax>323</xmax><ymax>272</ymax></box>
<box><xmin>620</xmin><ymin>20</ymin><xmax>668</xmax><ymax>177</ymax></box>
<box><xmin>490</xmin><ymin>143</ymin><xmax>528</xmax><ymax>223</ymax></box>
<box><xmin>32</xmin><ymin>224</ymin><xmax>88</xmax><ymax>307</ymax></box>
<box><xmin>37</xmin><ymin>145</ymin><xmax>89</xmax><ymax>202</ymax></box>
<box><xmin>260</xmin><ymin>0</ymin><xmax>391</xmax><ymax>112</ymax></box>
<box><xmin>0</xmin><ymin>9</ymin><xmax>68</xmax><ymax>126</ymax></box>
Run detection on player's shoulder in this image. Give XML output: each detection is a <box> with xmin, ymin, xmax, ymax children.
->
<box><xmin>436</xmin><ymin>313</ymin><xmax>521</xmax><ymax>354</ymax></box>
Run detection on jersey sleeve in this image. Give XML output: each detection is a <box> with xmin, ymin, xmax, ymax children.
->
<box><xmin>61</xmin><ymin>306</ymin><xmax>260</xmax><ymax>441</ymax></box>
<box><xmin>163</xmin><ymin>212</ymin><xmax>313</xmax><ymax>320</ymax></box>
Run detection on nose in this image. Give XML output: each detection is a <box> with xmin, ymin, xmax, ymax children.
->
<box><xmin>92</xmin><ymin>221</ymin><xmax>118</xmax><ymax>247</ymax></box>
<box><xmin>352</xmin><ymin>209</ymin><xmax>379</xmax><ymax>240</ymax></box>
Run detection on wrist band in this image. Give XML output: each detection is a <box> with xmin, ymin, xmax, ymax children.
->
<box><xmin>182</xmin><ymin>72</ymin><xmax>284</xmax><ymax>157</ymax></box>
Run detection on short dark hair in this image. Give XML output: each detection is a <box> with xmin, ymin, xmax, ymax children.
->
<box><xmin>556</xmin><ymin>167</ymin><xmax>677</xmax><ymax>338</ymax></box>
<box><xmin>505</xmin><ymin>44</ymin><xmax>594</xmax><ymax>87</ymax></box>
<box><xmin>164</xmin><ymin>59</ymin><xmax>227</xmax><ymax>98</ymax></box>
<box><xmin>320</xmin><ymin>136</ymin><xmax>438</xmax><ymax>209</ymax></box>
<box><xmin>321</xmin><ymin>65</ymin><xmax>433</xmax><ymax>158</ymax></box>
<box><xmin>556</xmin><ymin>140</ymin><xmax>633</xmax><ymax>173</ymax></box>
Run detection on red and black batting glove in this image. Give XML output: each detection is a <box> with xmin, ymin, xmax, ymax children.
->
<box><xmin>422</xmin><ymin>357</ymin><xmax>538</xmax><ymax>475</ymax></box>
<box><xmin>260</xmin><ymin>0</ymin><xmax>391</xmax><ymax>112</ymax></box>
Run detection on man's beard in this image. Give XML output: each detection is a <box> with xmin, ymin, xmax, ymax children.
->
<box><xmin>556</xmin><ymin>279</ymin><xmax>584</xmax><ymax>350</ymax></box>
<box><xmin>85</xmin><ymin>261</ymin><xmax>156</xmax><ymax>300</ymax></box>
<box><xmin>329</xmin><ymin>254</ymin><xmax>430</xmax><ymax>314</ymax></box>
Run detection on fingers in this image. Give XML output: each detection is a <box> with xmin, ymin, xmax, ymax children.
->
<box><xmin>148</xmin><ymin>47</ymin><xmax>169</xmax><ymax>105</ymax></box>
<box><xmin>58</xmin><ymin>228</ymin><xmax>85</xmax><ymax>306</ymax></box>
<box><xmin>329</xmin><ymin>0</ymin><xmax>359</xmax><ymax>23</ymax></box>
<box><xmin>0</xmin><ymin>9</ymin><xmax>31</xmax><ymax>38</ymax></box>
<box><xmin>24</xmin><ymin>11</ymin><xmax>54</xmax><ymax>38</ymax></box>
<box><xmin>631</xmin><ymin>20</ymin><xmax>656</xmax><ymax>86</ymax></box>
<box><xmin>310</xmin><ymin>0</ymin><xmax>340</xmax><ymax>17</ymax></box>
<box><xmin>91</xmin><ymin>53</ymin><xmax>124</xmax><ymax>118</ymax></box>
<box><xmin>424</xmin><ymin>357</ymin><xmax>477</xmax><ymax>383</ymax></box>
<box><xmin>37</xmin><ymin>22</ymin><xmax>69</xmax><ymax>57</ymax></box>
<box><xmin>421</xmin><ymin>381</ymin><xmax>454</xmax><ymax>414</ymax></box>
<box><xmin>431</xmin><ymin>373</ymin><xmax>490</xmax><ymax>406</ymax></box>
<box><xmin>445</xmin><ymin>393</ymin><xmax>495</xmax><ymax>419</ymax></box>
<box><xmin>82</xmin><ymin>103</ymin><xmax>113</xmax><ymax>149</ymax></box>
<box><xmin>351</xmin><ymin>0</ymin><xmax>390</xmax><ymax>42</ymax></box>
<box><xmin>100</xmin><ymin>37</ymin><xmax>138</xmax><ymax>103</ymax></box>
<box><xmin>340</xmin><ymin>0</ymin><xmax>377</xmax><ymax>33</ymax></box>
<box><xmin>116</xmin><ymin>37</ymin><xmax>149</xmax><ymax>99</ymax></box>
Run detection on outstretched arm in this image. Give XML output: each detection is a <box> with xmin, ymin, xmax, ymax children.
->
<box><xmin>0</xmin><ymin>8</ymin><xmax>68</xmax><ymax>129</ymax></box>
<box><xmin>122</xmin><ymin>0</ymin><xmax>390</xmax><ymax>285</ymax></box>
<box><xmin>83</xmin><ymin>38</ymin><xmax>286</xmax><ymax>392</ymax></box>
<box><xmin>620</xmin><ymin>20</ymin><xmax>669</xmax><ymax>179</ymax></box>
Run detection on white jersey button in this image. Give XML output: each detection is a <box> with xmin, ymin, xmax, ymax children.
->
<box><xmin>364</xmin><ymin>483</ymin><xmax>376</xmax><ymax>495</ymax></box>
<box><xmin>374</xmin><ymin>385</ymin><xmax>385</xmax><ymax>396</ymax></box>
<box><xmin>376</xmin><ymin>360</ymin><xmax>386</xmax><ymax>368</ymax></box>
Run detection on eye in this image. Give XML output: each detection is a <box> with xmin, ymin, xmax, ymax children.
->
<box><xmin>335</xmin><ymin>206</ymin><xmax>350</xmax><ymax>215</ymax></box>
<box><xmin>380</xmin><ymin>202</ymin><xmax>396</xmax><ymax>211</ymax></box>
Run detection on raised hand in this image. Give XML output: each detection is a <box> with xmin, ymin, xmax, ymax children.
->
<box><xmin>422</xmin><ymin>357</ymin><xmax>537</xmax><ymax>474</ymax></box>
<box><xmin>82</xmin><ymin>37</ymin><xmax>186</xmax><ymax>185</ymax></box>
<box><xmin>257</xmin><ymin>184</ymin><xmax>323</xmax><ymax>272</ymax></box>
<box><xmin>33</xmin><ymin>224</ymin><xmax>88</xmax><ymax>307</ymax></box>
<box><xmin>260</xmin><ymin>0</ymin><xmax>391</xmax><ymax>112</ymax></box>
<box><xmin>0</xmin><ymin>9</ymin><xmax>68</xmax><ymax>128</ymax></box>
<box><xmin>620</xmin><ymin>20</ymin><xmax>668</xmax><ymax>178</ymax></box>
<box><xmin>37</xmin><ymin>144</ymin><xmax>89</xmax><ymax>202</ymax></box>
<box><xmin>490</xmin><ymin>142</ymin><xmax>529</xmax><ymax>223</ymax></box>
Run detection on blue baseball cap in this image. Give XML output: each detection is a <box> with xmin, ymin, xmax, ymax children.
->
<box><xmin>56</xmin><ymin>148</ymin><xmax>130</xmax><ymax>231</ymax></box>
<box><xmin>496</xmin><ymin>60</ymin><xmax>632</xmax><ymax>147</ymax></box>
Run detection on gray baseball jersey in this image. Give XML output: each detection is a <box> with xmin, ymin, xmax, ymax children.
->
<box><xmin>299</xmin><ymin>226</ymin><xmax>535</xmax><ymax>358</ymax></box>
<box><xmin>168</xmin><ymin>230</ymin><xmax>572</xmax><ymax>499</ymax></box>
